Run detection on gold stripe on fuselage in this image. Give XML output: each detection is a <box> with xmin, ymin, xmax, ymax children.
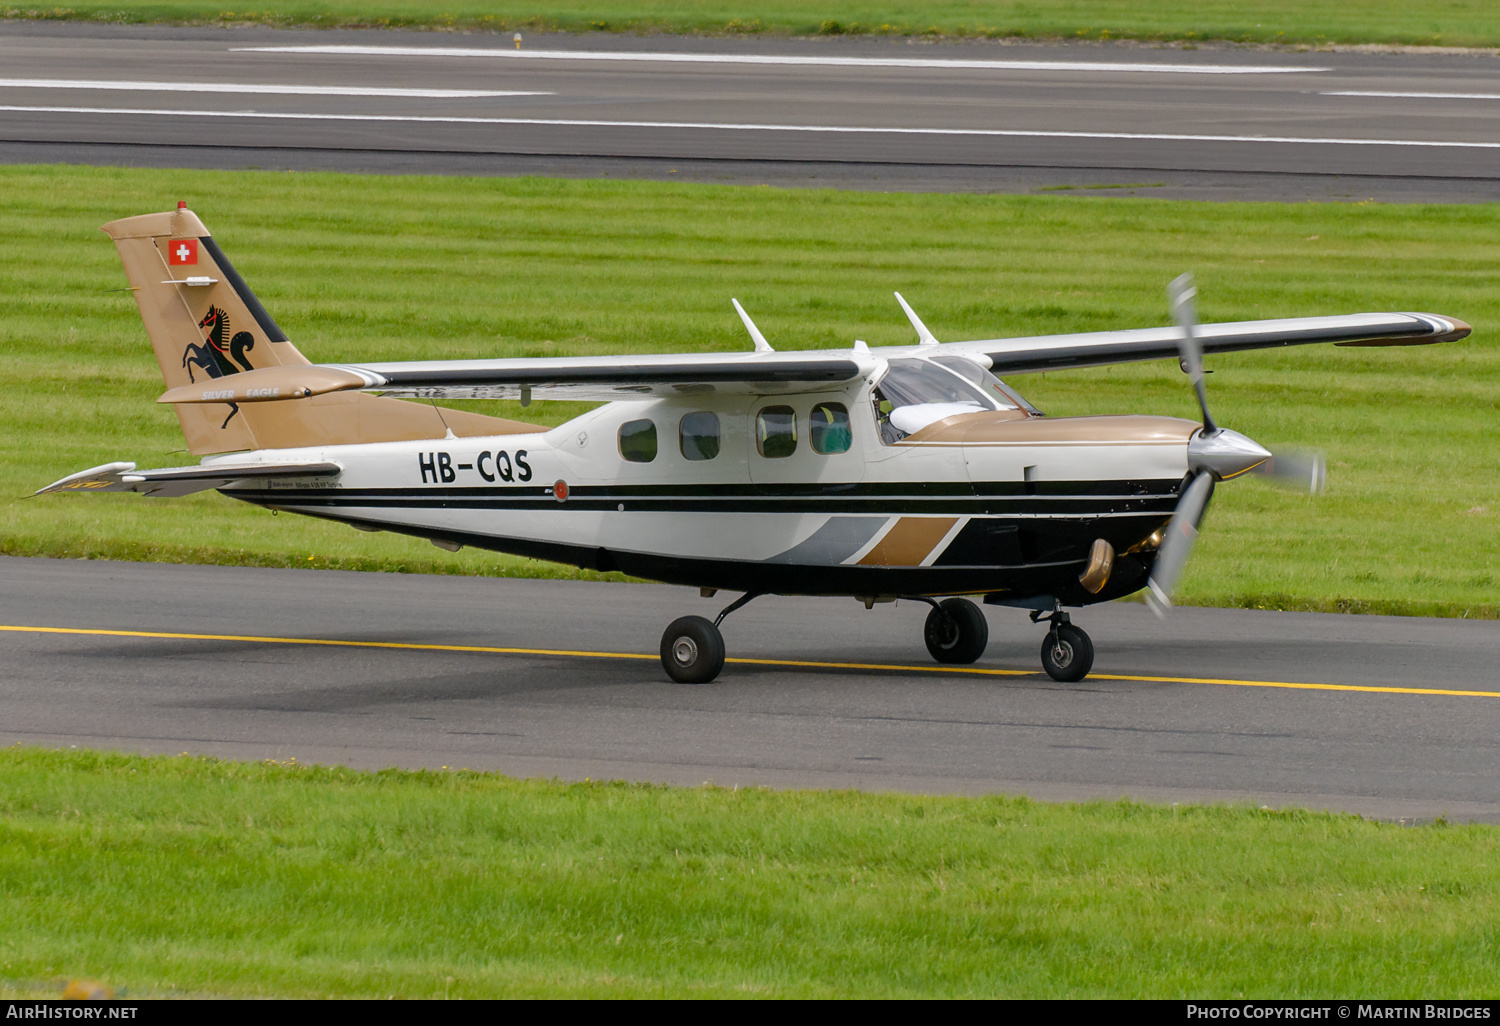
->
<box><xmin>857</xmin><ymin>516</ymin><xmax>960</xmax><ymax>567</ymax></box>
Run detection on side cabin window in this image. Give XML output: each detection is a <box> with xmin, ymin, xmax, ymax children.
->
<box><xmin>756</xmin><ymin>406</ymin><xmax>797</xmax><ymax>458</ymax></box>
<box><xmin>618</xmin><ymin>418</ymin><xmax>657</xmax><ymax>463</ymax></box>
<box><xmin>680</xmin><ymin>411</ymin><xmax>720</xmax><ymax>461</ymax></box>
<box><xmin>810</xmin><ymin>402</ymin><xmax>852</xmax><ymax>455</ymax></box>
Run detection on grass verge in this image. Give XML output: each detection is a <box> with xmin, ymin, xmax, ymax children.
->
<box><xmin>4</xmin><ymin>1</ymin><xmax>1500</xmax><ymax>49</ymax></box>
<box><xmin>2</xmin><ymin>746</ymin><xmax>1498</xmax><ymax>997</ymax></box>
<box><xmin>1</xmin><ymin>164</ymin><xmax>1495</xmax><ymax>614</ymax></box>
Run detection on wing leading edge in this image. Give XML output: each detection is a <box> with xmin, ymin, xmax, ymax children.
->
<box><xmin>950</xmin><ymin>312</ymin><xmax>1469</xmax><ymax>375</ymax></box>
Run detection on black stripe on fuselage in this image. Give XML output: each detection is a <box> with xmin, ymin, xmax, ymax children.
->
<box><xmin>223</xmin><ymin>478</ymin><xmax>1183</xmax><ymax>517</ymax></box>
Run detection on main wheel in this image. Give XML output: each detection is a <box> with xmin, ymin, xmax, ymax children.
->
<box><xmin>660</xmin><ymin>615</ymin><xmax>726</xmax><ymax>684</ymax></box>
<box><xmin>1040</xmin><ymin>624</ymin><xmax>1094</xmax><ymax>682</ymax></box>
<box><xmin>923</xmin><ymin>598</ymin><xmax>989</xmax><ymax>664</ymax></box>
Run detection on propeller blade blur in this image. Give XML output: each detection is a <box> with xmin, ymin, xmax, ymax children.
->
<box><xmin>1256</xmin><ymin>447</ymin><xmax>1327</xmax><ymax>494</ymax></box>
<box><xmin>1145</xmin><ymin>470</ymin><xmax>1215</xmax><ymax>618</ymax></box>
<box><xmin>1169</xmin><ymin>272</ymin><xmax>1216</xmax><ymax>434</ymax></box>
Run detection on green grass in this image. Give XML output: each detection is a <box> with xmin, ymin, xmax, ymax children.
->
<box><xmin>4</xmin><ymin>1</ymin><xmax>1500</xmax><ymax>48</ymax></box>
<box><xmin>2</xmin><ymin>746</ymin><xmax>1498</xmax><ymax>998</ymax></box>
<box><xmin>1</xmin><ymin>164</ymin><xmax>1496</xmax><ymax>615</ymax></box>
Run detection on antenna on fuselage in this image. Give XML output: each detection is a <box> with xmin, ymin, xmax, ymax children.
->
<box><xmin>894</xmin><ymin>292</ymin><xmax>940</xmax><ymax>346</ymax></box>
<box><xmin>731</xmin><ymin>298</ymin><xmax>774</xmax><ymax>353</ymax></box>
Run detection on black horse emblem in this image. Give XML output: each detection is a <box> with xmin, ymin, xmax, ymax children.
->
<box><xmin>183</xmin><ymin>305</ymin><xmax>257</xmax><ymax>428</ymax></box>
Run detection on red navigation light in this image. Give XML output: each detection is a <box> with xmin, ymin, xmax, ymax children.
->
<box><xmin>177</xmin><ymin>200</ymin><xmax>187</xmax><ymax>209</ymax></box>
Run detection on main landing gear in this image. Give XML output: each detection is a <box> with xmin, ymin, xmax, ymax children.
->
<box><xmin>919</xmin><ymin>597</ymin><xmax>989</xmax><ymax>665</ymax></box>
<box><xmin>659</xmin><ymin>592</ymin><xmax>758</xmax><ymax>684</ymax></box>
<box><xmin>1031</xmin><ymin>608</ymin><xmax>1094</xmax><ymax>683</ymax></box>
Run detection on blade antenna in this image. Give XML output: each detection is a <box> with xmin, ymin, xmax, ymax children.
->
<box><xmin>1168</xmin><ymin>273</ymin><xmax>1216</xmax><ymax>434</ymax></box>
<box><xmin>731</xmin><ymin>298</ymin><xmax>774</xmax><ymax>353</ymax></box>
<box><xmin>894</xmin><ymin>292</ymin><xmax>940</xmax><ymax>346</ymax></box>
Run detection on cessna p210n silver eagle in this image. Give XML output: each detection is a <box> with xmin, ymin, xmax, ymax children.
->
<box><xmin>41</xmin><ymin>206</ymin><xmax>1470</xmax><ymax>684</ymax></box>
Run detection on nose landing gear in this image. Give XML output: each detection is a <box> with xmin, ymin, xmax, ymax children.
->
<box><xmin>1031</xmin><ymin>608</ymin><xmax>1094</xmax><ymax>682</ymax></box>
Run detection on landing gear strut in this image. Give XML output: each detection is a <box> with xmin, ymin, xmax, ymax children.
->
<box><xmin>1031</xmin><ymin>608</ymin><xmax>1094</xmax><ymax>682</ymax></box>
<box><xmin>659</xmin><ymin>592</ymin><xmax>759</xmax><ymax>684</ymax></box>
<box><xmin>919</xmin><ymin>597</ymin><xmax>989</xmax><ymax>665</ymax></box>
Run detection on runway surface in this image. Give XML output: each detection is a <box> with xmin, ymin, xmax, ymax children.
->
<box><xmin>3</xmin><ymin>23</ymin><xmax>1500</xmax><ymax>200</ymax></box>
<box><xmin>3</xmin><ymin>555</ymin><xmax>1498</xmax><ymax>820</ymax></box>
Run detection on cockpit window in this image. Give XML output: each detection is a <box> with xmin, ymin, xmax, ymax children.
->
<box><xmin>931</xmin><ymin>357</ymin><xmax>1038</xmax><ymax>414</ymax></box>
<box><xmin>873</xmin><ymin>358</ymin><xmax>1033</xmax><ymax>444</ymax></box>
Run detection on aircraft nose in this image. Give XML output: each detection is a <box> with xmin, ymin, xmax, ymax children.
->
<box><xmin>1188</xmin><ymin>427</ymin><xmax>1273</xmax><ymax>481</ymax></box>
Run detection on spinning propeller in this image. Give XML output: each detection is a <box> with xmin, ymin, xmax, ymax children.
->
<box><xmin>1145</xmin><ymin>274</ymin><xmax>1327</xmax><ymax>616</ymax></box>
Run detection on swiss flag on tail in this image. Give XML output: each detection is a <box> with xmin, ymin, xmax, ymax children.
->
<box><xmin>167</xmin><ymin>239</ymin><xmax>198</xmax><ymax>265</ymax></box>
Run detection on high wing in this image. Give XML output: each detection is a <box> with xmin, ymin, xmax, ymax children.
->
<box><xmin>152</xmin><ymin>310</ymin><xmax>1467</xmax><ymax>408</ymax></box>
<box><xmin>37</xmin><ymin>460</ymin><xmax>343</xmax><ymax>498</ymax></box>
<box><xmin>156</xmin><ymin>350</ymin><xmax>869</xmax><ymax>405</ymax></box>
<box><xmin>945</xmin><ymin>311</ymin><xmax>1470</xmax><ymax>374</ymax></box>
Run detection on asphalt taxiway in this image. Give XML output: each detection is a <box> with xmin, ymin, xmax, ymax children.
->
<box><xmin>3</xmin><ymin>556</ymin><xmax>1497</xmax><ymax>820</ymax></box>
<box><xmin>3</xmin><ymin>24</ymin><xmax>1500</xmax><ymax>200</ymax></box>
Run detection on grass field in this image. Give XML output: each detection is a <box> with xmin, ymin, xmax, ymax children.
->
<box><xmin>1</xmin><ymin>746</ymin><xmax>1498</xmax><ymax>998</ymax></box>
<box><xmin>4</xmin><ymin>1</ymin><xmax>1499</xmax><ymax>49</ymax></box>
<box><xmin>1</xmin><ymin>164</ymin><xmax>1496</xmax><ymax>615</ymax></box>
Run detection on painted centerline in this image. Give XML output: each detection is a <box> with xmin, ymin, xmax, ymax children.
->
<box><xmin>234</xmin><ymin>45</ymin><xmax>1328</xmax><ymax>76</ymax></box>
<box><xmin>0</xmin><ymin>79</ymin><xmax>548</xmax><ymax>98</ymax></box>
<box><xmin>2</xmin><ymin>105</ymin><xmax>1494</xmax><ymax>150</ymax></box>
<box><xmin>2</xmin><ymin>624</ymin><xmax>1496</xmax><ymax>699</ymax></box>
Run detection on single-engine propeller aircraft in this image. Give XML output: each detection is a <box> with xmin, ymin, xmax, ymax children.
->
<box><xmin>40</xmin><ymin>206</ymin><xmax>1470</xmax><ymax>683</ymax></box>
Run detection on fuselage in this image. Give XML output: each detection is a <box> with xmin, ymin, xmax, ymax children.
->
<box><xmin>218</xmin><ymin>374</ymin><xmax>1198</xmax><ymax>607</ymax></box>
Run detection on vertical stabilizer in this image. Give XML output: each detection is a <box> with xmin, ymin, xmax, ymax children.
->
<box><xmin>103</xmin><ymin>207</ymin><xmax>538</xmax><ymax>454</ymax></box>
<box><xmin>102</xmin><ymin>207</ymin><xmax>307</xmax><ymax>454</ymax></box>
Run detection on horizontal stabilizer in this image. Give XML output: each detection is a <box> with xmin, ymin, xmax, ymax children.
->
<box><xmin>37</xmin><ymin>459</ymin><xmax>342</xmax><ymax>498</ymax></box>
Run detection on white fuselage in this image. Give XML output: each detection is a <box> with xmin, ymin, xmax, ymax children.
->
<box><xmin>216</xmin><ymin>378</ymin><xmax>1196</xmax><ymax>604</ymax></box>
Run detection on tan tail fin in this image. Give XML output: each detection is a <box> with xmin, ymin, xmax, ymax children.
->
<box><xmin>103</xmin><ymin>206</ymin><xmax>538</xmax><ymax>455</ymax></box>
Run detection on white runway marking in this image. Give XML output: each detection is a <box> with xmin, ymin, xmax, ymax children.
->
<box><xmin>1324</xmin><ymin>90</ymin><xmax>1500</xmax><ymax>101</ymax></box>
<box><xmin>2</xmin><ymin>105</ymin><xmax>1494</xmax><ymax>150</ymax></box>
<box><xmin>234</xmin><ymin>44</ymin><xmax>1327</xmax><ymax>76</ymax></box>
<box><xmin>0</xmin><ymin>78</ymin><xmax>548</xmax><ymax>98</ymax></box>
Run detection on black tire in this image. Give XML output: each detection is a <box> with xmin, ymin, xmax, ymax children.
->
<box><xmin>923</xmin><ymin>598</ymin><xmax>989</xmax><ymax>665</ymax></box>
<box><xmin>660</xmin><ymin>615</ymin><xmax>726</xmax><ymax>684</ymax></box>
<box><xmin>1040</xmin><ymin>624</ymin><xmax>1094</xmax><ymax>683</ymax></box>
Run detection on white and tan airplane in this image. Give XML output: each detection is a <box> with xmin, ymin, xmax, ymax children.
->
<box><xmin>40</xmin><ymin>205</ymin><xmax>1470</xmax><ymax>683</ymax></box>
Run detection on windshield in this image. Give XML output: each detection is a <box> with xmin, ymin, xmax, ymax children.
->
<box><xmin>877</xmin><ymin>359</ymin><xmax>999</xmax><ymax>411</ymax></box>
<box><xmin>931</xmin><ymin>356</ymin><xmax>1038</xmax><ymax>415</ymax></box>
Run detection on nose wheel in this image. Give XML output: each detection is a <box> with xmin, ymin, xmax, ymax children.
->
<box><xmin>1032</xmin><ymin>610</ymin><xmax>1094</xmax><ymax>682</ymax></box>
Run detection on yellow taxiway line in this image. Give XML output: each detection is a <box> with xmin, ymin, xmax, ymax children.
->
<box><xmin>2</xmin><ymin>622</ymin><xmax>1495</xmax><ymax>700</ymax></box>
